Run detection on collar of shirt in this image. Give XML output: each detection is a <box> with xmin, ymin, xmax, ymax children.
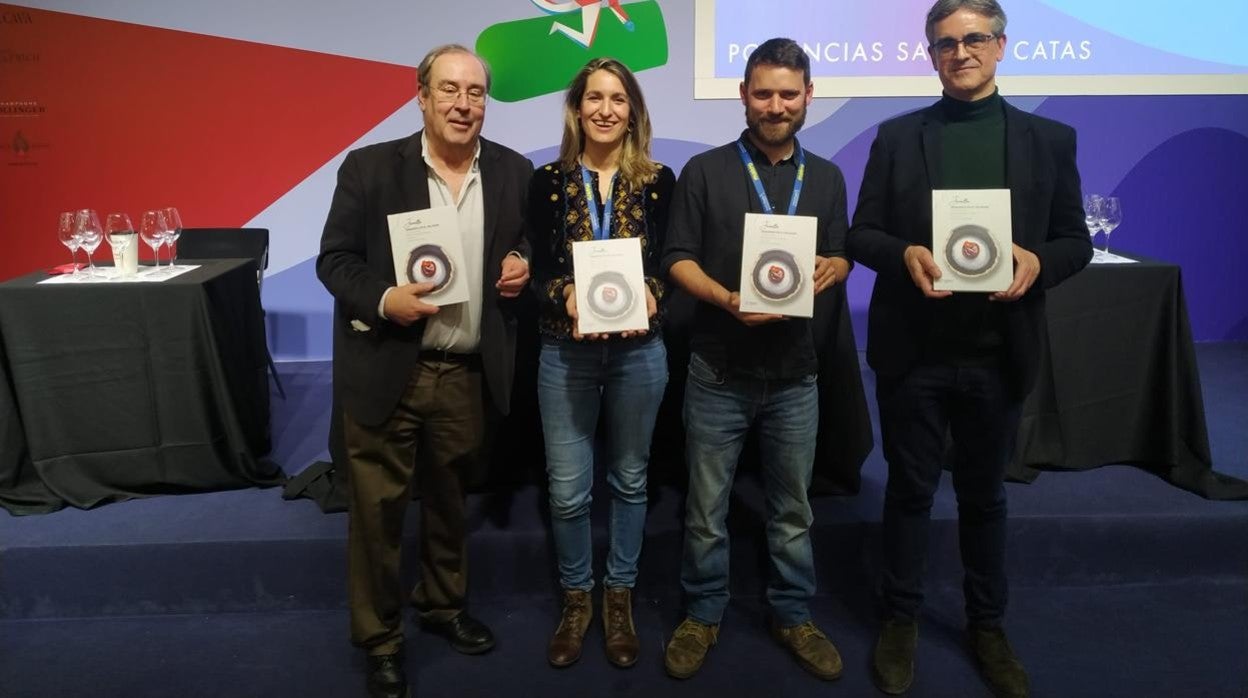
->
<box><xmin>420</xmin><ymin>132</ymin><xmax>482</xmax><ymax>188</ymax></box>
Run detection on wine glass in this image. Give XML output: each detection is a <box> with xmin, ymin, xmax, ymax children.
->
<box><xmin>104</xmin><ymin>213</ymin><xmax>136</xmax><ymax>278</ymax></box>
<box><xmin>74</xmin><ymin>209</ymin><xmax>103</xmax><ymax>278</ymax></box>
<box><xmin>139</xmin><ymin>209</ymin><xmax>169</xmax><ymax>275</ymax></box>
<box><xmin>1083</xmin><ymin>194</ymin><xmax>1103</xmax><ymax>250</ymax></box>
<box><xmin>162</xmin><ymin>207</ymin><xmax>183</xmax><ymax>270</ymax></box>
<box><xmin>1099</xmin><ymin>197</ymin><xmax>1122</xmax><ymax>254</ymax></box>
<box><xmin>57</xmin><ymin>211</ymin><xmax>81</xmax><ymax>276</ymax></box>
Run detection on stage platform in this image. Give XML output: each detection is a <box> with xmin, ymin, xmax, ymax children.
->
<box><xmin>2</xmin><ymin>344</ymin><xmax>1245</xmax><ymax>697</ymax></box>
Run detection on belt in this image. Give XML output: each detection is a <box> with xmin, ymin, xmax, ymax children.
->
<box><xmin>418</xmin><ymin>349</ymin><xmax>478</xmax><ymax>364</ymax></box>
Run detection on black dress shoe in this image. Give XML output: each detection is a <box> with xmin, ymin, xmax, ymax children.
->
<box><xmin>421</xmin><ymin>612</ymin><xmax>496</xmax><ymax>654</ymax></box>
<box><xmin>366</xmin><ymin>652</ymin><xmax>410</xmax><ymax>698</ymax></box>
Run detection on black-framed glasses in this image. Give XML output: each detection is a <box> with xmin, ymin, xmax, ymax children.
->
<box><xmin>930</xmin><ymin>32</ymin><xmax>997</xmax><ymax>56</ymax></box>
<box><xmin>431</xmin><ymin>83</ymin><xmax>487</xmax><ymax>106</ymax></box>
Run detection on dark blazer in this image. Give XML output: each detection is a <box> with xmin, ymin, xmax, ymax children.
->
<box><xmin>846</xmin><ymin>99</ymin><xmax>1092</xmax><ymax>397</ymax></box>
<box><xmin>317</xmin><ymin>132</ymin><xmax>533</xmax><ymax>426</ymax></box>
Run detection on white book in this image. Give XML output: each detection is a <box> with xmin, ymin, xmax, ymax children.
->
<box><xmin>931</xmin><ymin>189</ymin><xmax>1013</xmax><ymax>292</ymax></box>
<box><xmin>737</xmin><ymin>212</ymin><xmax>817</xmax><ymax>318</ymax></box>
<box><xmin>571</xmin><ymin>237</ymin><xmax>648</xmax><ymax>335</ymax></box>
<box><xmin>386</xmin><ymin>205</ymin><xmax>470</xmax><ymax>307</ymax></box>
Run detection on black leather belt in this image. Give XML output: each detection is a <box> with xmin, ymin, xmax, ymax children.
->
<box><xmin>418</xmin><ymin>349</ymin><xmax>478</xmax><ymax>364</ymax></box>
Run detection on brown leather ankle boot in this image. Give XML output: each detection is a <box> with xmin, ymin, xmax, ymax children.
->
<box><xmin>547</xmin><ymin>589</ymin><xmax>592</xmax><ymax>667</ymax></box>
<box><xmin>603</xmin><ymin>586</ymin><xmax>639</xmax><ymax>668</ymax></box>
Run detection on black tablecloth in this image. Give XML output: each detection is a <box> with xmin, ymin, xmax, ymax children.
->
<box><xmin>1012</xmin><ymin>253</ymin><xmax>1247</xmax><ymax>499</ymax></box>
<box><xmin>0</xmin><ymin>260</ymin><xmax>283</xmax><ymax>515</ymax></box>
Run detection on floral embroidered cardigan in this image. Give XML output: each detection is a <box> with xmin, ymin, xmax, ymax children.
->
<box><xmin>525</xmin><ymin>160</ymin><xmax>676</xmax><ymax>341</ymax></box>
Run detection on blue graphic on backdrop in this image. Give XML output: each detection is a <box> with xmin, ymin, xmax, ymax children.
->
<box><xmin>712</xmin><ymin>0</ymin><xmax>1247</xmax><ymax>78</ymax></box>
<box><xmin>1037</xmin><ymin>0</ymin><xmax>1248</xmax><ymax>67</ymax></box>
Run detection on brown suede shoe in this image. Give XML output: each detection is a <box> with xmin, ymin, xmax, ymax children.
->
<box><xmin>603</xmin><ymin>587</ymin><xmax>639</xmax><ymax>668</ymax></box>
<box><xmin>968</xmin><ymin>625</ymin><xmax>1030</xmax><ymax>698</ymax></box>
<box><xmin>872</xmin><ymin>618</ymin><xmax>918</xmax><ymax>695</ymax></box>
<box><xmin>664</xmin><ymin>617</ymin><xmax>719</xmax><ymax>679</ymax></box>
<box><xmin>770</xmin><ymin>619</ymin><xmax>844</xmax><ymax>681</ymax></box>
<box><xmin>547</xmin><ymin>589</ymin><xmax>592</xmax><ymax>667</ymax></box>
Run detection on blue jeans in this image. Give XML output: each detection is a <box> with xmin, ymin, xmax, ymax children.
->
<box><xmin>538</xmin><ymin>337</ymin><xmax>668</xmax><ymax>591</ymax></box>
<box><xmin>680</xmin><ymin>352</ymin><xmax>819</xmax><ymax>626</ymax></box>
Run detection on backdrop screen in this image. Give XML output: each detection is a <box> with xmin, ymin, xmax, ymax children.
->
<box><xmin>695</xmin><ymin>0</ymin><xmax>1248</xmax><ymax>97</ymax></box>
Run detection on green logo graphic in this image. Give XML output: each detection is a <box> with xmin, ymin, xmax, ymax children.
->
<box><xmin>476</xmin><ymin>1</ymin><xmax>668</xmax><ymax>103</ymax></box>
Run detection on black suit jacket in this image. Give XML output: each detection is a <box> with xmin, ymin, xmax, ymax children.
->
<box><xmin>847</xmin><ymin>99</ymin><xmax>1092</xmax><ymax>397</ymax></box>
<box><xmin>317</xmin><ymin>132</ymin><xmax>532</xmax><ymax>426</ymax></box>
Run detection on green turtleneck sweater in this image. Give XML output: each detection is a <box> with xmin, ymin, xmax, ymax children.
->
<box><xmin>939</xmin><ymin>90</ymin><xmax>1006</xmax><ymax>188</ymax></box>
<box><xmin>926</xmin><ymin>89</ymin><xmax>1007</xmax><ymax>364</ymax></box>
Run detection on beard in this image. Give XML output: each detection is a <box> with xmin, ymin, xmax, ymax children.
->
<box><xmin>745</xmin><ymin>106</ymin><xmax>807</xmax><ymax>147</ymax></box>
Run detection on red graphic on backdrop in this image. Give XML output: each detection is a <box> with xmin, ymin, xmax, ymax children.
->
<box><xmin>768</xmin><ymin>264</ymin><xmax>785</xmax><ymax>284</ymax></box>
<box><xmin>962</xmin><ymin>240</ymin><xmax>981</xmax><ymax>259</ymax></box>
<box><xmin>0</xmin><ymin>3</ymin><xmax>417</xmax><ymax>279</ymax></box>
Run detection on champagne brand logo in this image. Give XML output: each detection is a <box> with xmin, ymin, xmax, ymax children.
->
<box><xmin>0</xmin><ymin>101</ymin><xmax>46</xmax><ymax>117</ymax></box>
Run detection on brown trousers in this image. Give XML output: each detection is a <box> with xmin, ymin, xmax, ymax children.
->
<box><xmin>344</xmin><ymin>357</ymin><xmax>484</xmax><ymax>655</ymax></box>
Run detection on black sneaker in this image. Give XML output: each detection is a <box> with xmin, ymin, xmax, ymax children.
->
<box><xmin>968</xmin><ymin>625</ymin><xmax>1029</xmax><ymax>698</ymax></box>
<box><xmin>872</xmin><ymin>618</ymin><xmax>918</xmax><ymax>695</ymax></box>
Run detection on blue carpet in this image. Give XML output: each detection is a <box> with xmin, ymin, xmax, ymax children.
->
<box><xmin>1</xmin><ymin>344</ymin><xmax>1245</xmax><ymax>696</ymax></box>
<box><xmin>2</xmin><ymin>582</ymin><xmax>1244</xmax><ymax>698</ymax></box>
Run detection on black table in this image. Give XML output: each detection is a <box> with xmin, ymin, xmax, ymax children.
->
<box><xmin>0</xmin><ymin>259</ymin><xmax>283</xmax><ymax>515</ymax></box>
<box><xmin>1012</xmin><ymin>253</ymin><xmax>1247</xmax><ymax>499</ymax></box>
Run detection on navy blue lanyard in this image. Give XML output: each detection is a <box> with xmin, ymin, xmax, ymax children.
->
<box><xmin>735</xmin><ymin>139</ymin><xmax>805</xmax><ymax>216</ymax></box>
<box><xmin>580</xmin><ymin>164</ymin><xmax>618</xmax><ymax>240</ymax></box>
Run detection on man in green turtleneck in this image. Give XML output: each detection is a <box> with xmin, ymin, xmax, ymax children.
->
<box><xmin>846</xmin><ymin>2</ymin><xmax>1093</xmax><ymax>697</ymax></box>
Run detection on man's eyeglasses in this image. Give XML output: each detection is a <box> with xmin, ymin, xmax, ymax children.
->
<box><xmin>431</xmin><ymin>83</ymin><xmax>487</xmax><ymax>106</ymax></box>
<box><xmin>930</xmin><ymin>32</ymin><xmax>997</xmax><ymax>56</ymax></box>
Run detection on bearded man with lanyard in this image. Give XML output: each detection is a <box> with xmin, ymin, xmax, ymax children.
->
<box><xmin>660</xmin><ymin>37</ymin><xmax>852</xmax><ymax>682</ymax></box>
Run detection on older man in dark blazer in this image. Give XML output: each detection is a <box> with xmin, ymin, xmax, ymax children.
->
<box><xmin>846</xmin><ymin>2</ymin><xmax>1091</xmax><ymax>697</ymax></box>
<box><xmin>317</xmin><ymin>44</ymin><xmax>531</xmax><ymax>698</ymax></box>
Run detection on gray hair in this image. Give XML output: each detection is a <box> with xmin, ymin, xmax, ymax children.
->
<box><xmin>925</xmin><ymin>0</ymin><xmax>1007</xmax><ymax>45</ymax></box>
<box><xmin>417</xmin><ymin>44</ymin><xmax>492</xmax><ymax>94</ymax></box>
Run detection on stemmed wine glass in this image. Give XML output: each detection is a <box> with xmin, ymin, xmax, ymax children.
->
<box><xmin>104</xmin><ymin>213</ymin><xmax>136</xmax><ymax>278</ymax></box>
<box><xmin>162</xmin><ymin>207</ymin><xmax>183</xmax><ymax>271</ymax></box>
<box><xmin>1099</xmin><ymin>197</ymin><xmax>1122</xmax><ymax>254</ymax></box>
<box><xmin>139</xmin><ymin>209</ymin><xmax>170</xmax><ymax>275</ymax></box>
<box><xmin>1083</xmin><ymin>194</ymin><xmax>1103</xmax><ymax>251</ymax></box>
<box><xmin>57</xmin><ymin>211</ymin><xmax>81</xmax><ymax>277</ymax></box>
<box><xmin>74</xmin><ymin>209</ymin><xmax>104</xmax><ymax>278</ymax></box>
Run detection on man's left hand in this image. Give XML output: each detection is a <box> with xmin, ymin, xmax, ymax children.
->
<box><xmin>813</xmin><ymin>256</ymin><xmax>849</xmax><ymax>294</ymax></box>
<box><xmin>496</xmin><ymin>255</ymin><xmax>529</xmax><ymax>298</ymax></box>
<box><xmin>991</xmin><ymin>244</ymin><xmax>1040</xmax><ymax>302</ymax></box>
